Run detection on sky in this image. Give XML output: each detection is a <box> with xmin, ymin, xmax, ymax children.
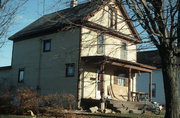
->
<box><xmin>0</xmin><ymin>0</ymin><xmax>87</xmax><ymax>67</ymax></box>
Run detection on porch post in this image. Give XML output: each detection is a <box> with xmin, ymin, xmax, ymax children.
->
<box><xmin>100</xmin><ymin>63</ymin><xmax>105</xmax><ymax>112</ymax></box>
<box><xmin>128</xmin><ymin>68</ymin><xmax>132</xmax><ymax>101</ymax></box>
<box><xmin>149</xmin><ymin>72</ymin><xmax>152</xmax><ymax>102</ymax></box>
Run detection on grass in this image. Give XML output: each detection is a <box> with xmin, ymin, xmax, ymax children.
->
<box><xmin>0</xmin><ymin>113</ymin><xmax>165</xmax><ymax>118</ymax></box>
<box><xmin>84</xmin><ymin>113</ymin><xmax>164</xmax><ymax>118</ymax></box>
<box><xmin>0</xmin><ymin>115</ymin><xmax>32</xmax><ymax>118</ymax></box>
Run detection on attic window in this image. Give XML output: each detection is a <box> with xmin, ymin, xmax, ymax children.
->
<box><xmin>43</xmin><ymin>40</ymin><xmax>51</xmax><ymax>52</ymax></box>
<box><xmin>109</xmin><ymin>7</ymin><xmax>117</xmax><ymax>30</ymax></box>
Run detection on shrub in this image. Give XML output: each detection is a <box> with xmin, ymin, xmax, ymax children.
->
<box><xmin>0</xmin><ymin>88</ymin><xmax>77</xmax><ymax>115</ymax></box>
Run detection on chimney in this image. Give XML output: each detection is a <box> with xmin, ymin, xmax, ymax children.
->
<box><xmin>70</xmin><ymin>0</ymin><xmax>78</xmax><ymax>7</ymax></box>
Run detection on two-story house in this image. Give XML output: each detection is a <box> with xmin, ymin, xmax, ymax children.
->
<box><xmin>0</xmin><ymin>0</ymin><xmax>156</xmax><ymax>110</ymax></box>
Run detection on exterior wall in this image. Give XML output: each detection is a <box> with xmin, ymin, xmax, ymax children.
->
<box><xmin>81</xmin><ymin>27</ymin><xmax>136</xmax><ymax>62</ymax></box>
<box><xmin>82</xmin><ymin>64</ymin><xmax>113</xmax><ymax>99</ymax></box>
<box><xmin>4</xmin><ymin>28</ymin><xmax>80</xmax><ymax>95</ymax></box>
<box><xmin>136</xmin><ymin>69</ymin><xmax>165</xmax><ymax>104</ymax></box>
<box><xmin>0</xmin><ymin>69</ymin><xmax>13</xmax><ymax>93</ymax></box>
<box><xmin>179</xmin><ymin>71</ymin><xmax>180</xmax><ymax>98</ymax></box>
<box><xmin>81</xmin><ymin>63</ymin><xmax>136</xmax><ymax>100</ymax></box>
<box><xmin>81</xmin><ymin>2</ymin><xmax>137</xmax><ymax>99</ymax></box>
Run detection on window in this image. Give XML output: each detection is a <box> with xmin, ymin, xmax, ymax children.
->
<box><xmin>97</xmin><ymin>35</ymin><xmax>105</xmax><ymax>54</ymax></box>
<box><xmin>152</xmin><ymin>83</ymin><xmax>156</xmax><ymax>98</ymax></box>
<box><xmin>114</xmin><ymin>74</ymin><xmax>126</xmax><ymax>86</ymax></box>
<box><xmin>109</xmin><ymin>7</ymin><xmax>117</xmax><ymax>29</ymax></box>
<box><xmin>18</xmin><ymin>69</ymin><xmax>24</xmax><ymax>83</ymax></box>
<box><xmin>118</xmin><ymin>74</ymin><xmax>126</xmax><ymax>86</ymax></box>
<box><xmin>121</xmin><ymin>42</ymin><xmax>127</xmax><ymax>59</ymax></box>
<box><xmin>43</xmin><ymin>40</ymin><xmax>51</xmax><ymax>52</ymax></box>
<box><xmin>66</xmin><ymin>63</ymin><xmax>75</xmax><ymax>77</ymax></box>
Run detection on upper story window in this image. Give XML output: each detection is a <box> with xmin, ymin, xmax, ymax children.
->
<box><xmin>18</xmin><ymin>68</ymin><xmax>24</xmax><ymax>83</ymax></box>
<box><xmin>66</xmin><ymin>63</ymin><xmax>75</xmax><ymax>77</ymax></box>
<box><xmin>121</xmin><ymin>42</ymin><xmax>127</xmax><ymax>59</ymax></box>
<box><xmin>43</xmin><ymin>40</ymin><xmax>51</xmax><ymax>52</ymax></box>
<box><xmin>109</xmin><ymin>7</ymin><xmax>117</xmax><ymax>30</ymax></box>
<box><xmin>97</xmin><ymin>35</ymin><xmax>105</xmax><ymax>54</ymax></box>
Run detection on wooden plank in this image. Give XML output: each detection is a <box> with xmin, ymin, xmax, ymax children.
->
<box><xmin>108</xmin><ymin>62</ymin><xmax>152</xmax><ymax>73</ymax></box>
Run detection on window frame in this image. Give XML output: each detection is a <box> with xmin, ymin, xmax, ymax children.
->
<box><xmin>117</xmin><ymin>74</ymin><xmax>126</xmax><ymax>86</ymax></box>
<box><xmin>121</xmin><ymin>42</ymin><xmax>127</xmax><ymax>59</ymax></box>
<box><xmin>43</xmin><ymin>39</ymin><xmax>51</xmax><ymax>52</ymax></box>
<box><xmin>18</xmin><ymin>68</ymin><xmax>25</xmax><ymax>83</ymax></box>
<box><xmin>66</xmin><ymin>63</ymin><xmax>75</xmax><ymax>77</ymax></box>
<box><xmin>152</xmin><ymin>83</ymin><xmax>156</xmax><ymax>98</ymax></box>
<box><xmin>97</xmin><ymin>34</ymin><xmax>105</xmax><ymax>54</ymax></box>
<box><xmin>114</xmin><ymin>74</ymin><xmax>127</xmax><ymax>86</ymax></box>
<box><xmin>109</xmin><ymin>6</ymin><xmax>117</xmax><ymax>29</ymax></box>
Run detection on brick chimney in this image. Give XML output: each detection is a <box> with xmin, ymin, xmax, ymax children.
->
<box><xmin>70</xmin><ymin>0</ymin><xmax>78</xmax><ymax>7</ymax></box>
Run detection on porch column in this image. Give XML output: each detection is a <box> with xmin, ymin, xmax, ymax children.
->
<box><xmin>128</xmin><ymin>68</ymin><xmax>132</xmax><ymax>101</ymax></box>
<box><xmin>149</xmin><ymin>72</ymin><xmax>152</xmax><ymax>102</ymax></box>
<box><xmin>100</xmin><ymin>63</ymin><xmax>105</xmax><ymax>112</ymax></box>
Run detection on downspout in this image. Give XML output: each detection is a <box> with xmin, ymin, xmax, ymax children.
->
<box><xmin>37</xmin><ymin>39</ymin><xmax>43</xmax><ymax>94</ymax></box>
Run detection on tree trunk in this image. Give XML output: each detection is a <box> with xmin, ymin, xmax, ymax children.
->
<box><xmin>159</xmin><ymin>49</ymin><xmax>180</xmax><ymax>118</ymax></box>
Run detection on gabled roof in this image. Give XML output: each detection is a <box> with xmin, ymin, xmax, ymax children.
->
<box><xmin>137</xmin><ymin>50</ymin><xmax>180</xmax><ymax>69</ymax></box>
<box><xmin>137</xmin><ymin>50</ymin><xmax>161</xmax><ymax>68</ymax></box>
<box><xmin>9</xmin><ymin>0</ymin><xmax>140</xmax><ymax>43</ymax></box>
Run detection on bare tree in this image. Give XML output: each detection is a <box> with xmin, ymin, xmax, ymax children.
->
<box><xmin>0</xmin><ymin>0</ymin><xmax>27</xmax><ymax>48</ymax></box>
<box><xmin>121</xmin><ymin>0</ymin><xmax>180</xmax><ymax>117</ymax></box>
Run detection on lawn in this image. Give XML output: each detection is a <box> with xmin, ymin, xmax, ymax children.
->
<box><xmin>0</xmin><ymin>115</ymin><xmax>31</xmax><ymax>118</ymax></box>
<box><xmin>0</xmin><ymin>113</ymin><xmax>165</xmax><ymax>118</ymax></box>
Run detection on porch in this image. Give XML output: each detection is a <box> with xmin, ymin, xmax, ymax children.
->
<box><xmin>78</xmin><ymin>56</ymin><xmax>156</xmax><ymax>110</ymax></box>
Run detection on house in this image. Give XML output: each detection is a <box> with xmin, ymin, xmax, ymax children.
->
<box><xmin>0</xmin><ymin>0</ymin><xmax>156</xmax><ymax>110</ymax></box>
<box><xmin>137</xmin><ymin>50</ymin><xmax>180</xmax><ymax>104</ymax></box>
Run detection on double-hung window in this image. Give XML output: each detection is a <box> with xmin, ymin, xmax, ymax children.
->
<box><xmin>97</xmin><ymin>35</ymin><xmax>105</xmax><ymax>54</ymax></box>
<box><xmin>18</xmin><ymin>68</ymin><xmax>25</xmax><ymax>83</ymax></box>
<box><xmin>66</xmin><ymin>63</ymin><xmax>75</xmax><ymax>77</ymax></box>
<box><xmin>121</xmin><ymin>42</ymin><xmax>127</xmax><ymax>59</ymax></box>
<box><xmin>43</xmin><ymin>40</ymin><xmax>51</xmax><ymax>52</ymax></box>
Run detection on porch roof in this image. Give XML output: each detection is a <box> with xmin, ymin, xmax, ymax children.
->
<box><xmin>81</xmin><ymin>56</ymin><xmax>156</xmax><ymax>73</ymax></box>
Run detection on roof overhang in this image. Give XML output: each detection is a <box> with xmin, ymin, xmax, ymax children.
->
<box><xmin>81</xmin><ymin>56</ymin><xmax>156</xmax><ymax>73</ymax></box>
<box><xmin>83</xmin><ymin>21</ymin><xmax>141</xmax><ymax>44</ymax></box>
<box><xmin>0</xmin><ymin>66</ymin><xmax>12</xmax><ymax>70</ymax></box>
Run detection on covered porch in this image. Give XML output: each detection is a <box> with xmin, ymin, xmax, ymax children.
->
<box><xmin>78</xmin><ymin>56</ymin><xmax>156</xmax><ymax>110</ymax></box>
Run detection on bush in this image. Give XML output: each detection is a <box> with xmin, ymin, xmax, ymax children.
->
<box><xmin>0</xmin><ymin>88</ymin><xmax>77</xmax><ymax>115</ymax></box>
<box><xmin>40</xmin><ymin>93</ymin><xmax>76</xmax><ymax>109</ymax></box>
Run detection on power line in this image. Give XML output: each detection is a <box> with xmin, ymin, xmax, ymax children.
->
<box><xmin>43</xmin><ymin>0</ymin><xmax>45</xmax><ymax>15</ymax></box>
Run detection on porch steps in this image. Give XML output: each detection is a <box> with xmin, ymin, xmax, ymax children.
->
<box><xmin>107</xmin><ymin>100</ymin><xmax>148</xmax><ymax>114</ymax></box>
